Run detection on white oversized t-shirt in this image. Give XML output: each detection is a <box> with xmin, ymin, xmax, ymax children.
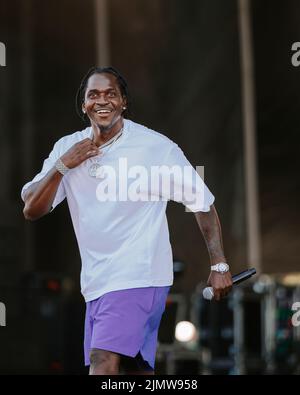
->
<box><xmin>21</xmin><ymin>119</ymin><xmax>215</xmax><ymax>302</ymax></box>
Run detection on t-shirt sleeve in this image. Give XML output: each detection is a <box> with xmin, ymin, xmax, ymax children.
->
<box><xmin>162</xmin><ymin>143</ymin><xmax>215</xmax><ymax>212</ymax></box>
<box><xmin>21</xmin><ymin>140</ymin><xmax>66</xmax><ymax>211</ymax></box>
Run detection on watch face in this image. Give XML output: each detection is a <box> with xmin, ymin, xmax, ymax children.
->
<box><xmin>218</xmin><ymin>263</ymin><xmax>228</xmax><ymax>273</ymax></box>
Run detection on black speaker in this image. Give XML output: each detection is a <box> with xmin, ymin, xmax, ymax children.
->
<box><xmin>15</xmin><ymin>272</ymin><xmax>88</xmax><ymax>374</ymax></box>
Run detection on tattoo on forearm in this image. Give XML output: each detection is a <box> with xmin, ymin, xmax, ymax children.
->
<box><xmin>195</xmin><ymin>206</ymin><xmax>226</xmax><ymax>264</ymax></box>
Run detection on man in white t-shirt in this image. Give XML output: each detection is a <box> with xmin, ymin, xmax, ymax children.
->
<box><xmin>21</xmin><ymin>67</ymin><xmax>233</xmax><ymax>375</ymax></box>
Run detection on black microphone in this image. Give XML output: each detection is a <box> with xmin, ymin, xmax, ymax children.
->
<box><xmin>202</xmin><ymin>268</ymin><xmax>257</xmax><ymax>300</ymax></box>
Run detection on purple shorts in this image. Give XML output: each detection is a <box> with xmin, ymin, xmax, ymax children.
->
<box><xmin>84</xmin><ymin>286</ymin><xmax>170</xmax><ymax>371</ymax></box>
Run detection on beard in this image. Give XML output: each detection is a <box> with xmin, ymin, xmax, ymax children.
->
<box><xmin>96</xmin><ymin>113</ymin><xmax>122</xmax><ymax>134</ymax></box>
<box><xmin>96</xmin><ymin>124</ymin><xmax>111</xmax><ymax>133</ymax></box>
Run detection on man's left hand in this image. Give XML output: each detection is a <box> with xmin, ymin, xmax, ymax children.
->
<box><xmin>207</xmin><ymin>271</ymin><xmax>233</xmax><ymax>301</ymax></box>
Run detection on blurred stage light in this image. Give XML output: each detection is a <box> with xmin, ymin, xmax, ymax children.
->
<box><xmin>252</xmin><ymin>274</ymin><xmax>273</xmax><ymax>293</ymax></box>
<box><xmin>280</xmin><ymin>273</ymin><xmax>300</xmax><ymax>287</ymax></box>
<box><xmin>175</xmin><ymin>321</ymin><xmax>197</xmax><ymax>343</ymax></box>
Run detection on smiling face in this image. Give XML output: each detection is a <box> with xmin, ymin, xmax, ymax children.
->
<box><xmin>82</xmin><ymin>73</ymin><xmax>127</xmax><ymax>133</ymax></box>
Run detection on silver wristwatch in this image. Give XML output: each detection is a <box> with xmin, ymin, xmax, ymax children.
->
<box><xmin>211</xmin><ymin>262</ymin><xmax>229</xmax><ymax>274</ymax></box>
<box><xmin>55</xmin><ymin>158</ymin><xmax>70</xmax><ymax>176</ymax></box>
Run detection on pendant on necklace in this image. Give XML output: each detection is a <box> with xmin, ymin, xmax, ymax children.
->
<box><xmin>88</xmin><ymin>162</ymin><xmax>103</xmax><ymax>178</ymax></box>
<box><xmin>88</xmin><ymin>128</ymin><xmax>123</xmax><ymax>178</ymax></box>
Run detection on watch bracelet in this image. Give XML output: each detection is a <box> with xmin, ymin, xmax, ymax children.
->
<box><xmin>55</xmin><ymin>158</ymin><xmax>70</xmax><ymax>176</ymax></box>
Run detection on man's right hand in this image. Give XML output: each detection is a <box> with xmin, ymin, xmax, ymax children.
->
<box><xmin>60</xmin><ymin>138</ymin><xmax>100</xmax><ymax>169</ymax></box>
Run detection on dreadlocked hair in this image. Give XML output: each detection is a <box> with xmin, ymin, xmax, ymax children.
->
<box><xmin>75</xmin><ymin>66</ymin><xmax>131</xmax><ymax>123</ymax></box>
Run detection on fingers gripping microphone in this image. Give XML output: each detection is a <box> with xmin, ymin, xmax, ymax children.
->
<box><xmin>202</xmin><ymin>268</ymin><xmax>257</xmax><ymax>300</ymax></box>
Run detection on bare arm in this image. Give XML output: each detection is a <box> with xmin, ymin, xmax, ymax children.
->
<box><xmin>23</xmin><ymin>138</ymin><xmax>100</xmax><ymax>221</ymax></box>
<box><xmin>194</xmin><ymin>204</ymin><xmax>233</xmax><ymax>301</ymax></box>
<box><xmin>194</xmin><ymin>204</ymin><xmax>226</xmax><ymax>265</ymax></box>
<box><xmin>23</xmin><ymin>167</ymin><xmax>64</xmax><ymax>221</ymax></box>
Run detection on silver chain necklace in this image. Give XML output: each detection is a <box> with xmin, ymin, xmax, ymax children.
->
<box><xmin>88</xmin><ymin>127</ymin><xmax>123</xmax><ymax>178</ymax></box>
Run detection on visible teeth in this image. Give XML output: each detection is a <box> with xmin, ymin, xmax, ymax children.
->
<box><xmin>97</xmin><ymin>110</ymin><xmax>111</xmax><ymax>114</ymax></box>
